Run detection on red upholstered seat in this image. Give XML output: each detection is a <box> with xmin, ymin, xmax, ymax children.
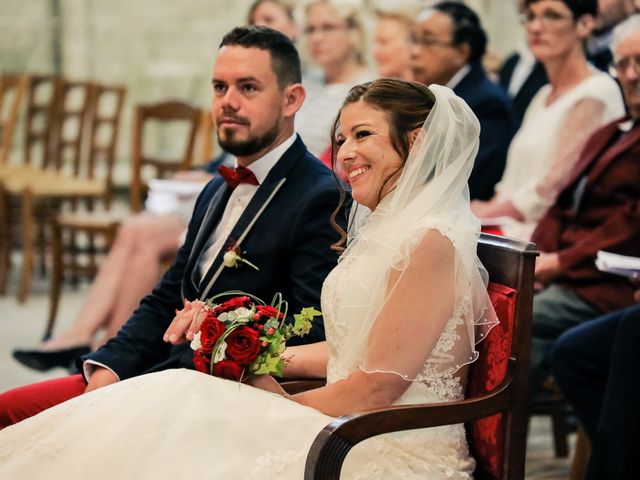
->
<box><xmin>467</xmin><ymin>282</ymin><xmax>517</xmax><ymax>480</ymax></box>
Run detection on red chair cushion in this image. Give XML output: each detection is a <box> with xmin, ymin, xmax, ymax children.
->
<box><xmin>467</xmin><ymin>282</ymin><xmax>517</xmax><ymax>480</ymax></box>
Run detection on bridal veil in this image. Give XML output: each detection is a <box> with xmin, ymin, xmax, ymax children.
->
<box><xmin>335</xmin><ymin>84</ymin><xmax>498</xmax><ymax>385</ymax></box>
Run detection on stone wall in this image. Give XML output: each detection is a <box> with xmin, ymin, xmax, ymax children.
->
<box><xmin>1</xmin><ymin>0</ymin><xmax>520</xmax><ymax>184</ymax></box>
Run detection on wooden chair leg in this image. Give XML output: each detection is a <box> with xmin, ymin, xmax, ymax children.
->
<box><xmin>551</xmin><ymin>412</ymin><xmax>570</xmax><ymax>458</ymax></box>
<box><xmin>0</xmin><ymin>184</ymin><xmax>9</xmax><ymax>294</ymax></box>
<box><xmin>18</xmin><ymin>188</ymin><xmax>35</xmax><ymax>303</ymax></box>
<box><xmin>569</xmin><ymin>425</ymin><xmax>591</xmax><ymax>480</ymax></box>
<box><xmin>46</xmin><ymin>220</ymin><xmax>64</xmax><ymax>341</ymax></box>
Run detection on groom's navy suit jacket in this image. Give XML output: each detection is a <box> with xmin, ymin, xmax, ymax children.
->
<box><xmin>82</xmin><ymin>136</ymin><xmax>346</xmax><ymax>380</ymax></box>
<box><xmin>453</xmin><ymin>61</ymin><xmax>516</xmax><ymax>201</ymax></box>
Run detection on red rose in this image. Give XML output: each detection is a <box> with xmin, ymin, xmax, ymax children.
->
<box><xmin>213</xmin><ymin>296</ymin><xmax>252</xmax><ymax>315</ymax></box>
<box><xmin>199</xmin><ymin>316</ymin><xmax>226</xmax><ymax>353</ymax></box>
<box><xmin>193</xmin><ymin>351</ymin><xmax>211</xmax><ymax>374</ymax></box>
<box><xmin>213</xmin><ymin>360</ymin><xmax>244</xmax><ymax>381</ymax></box>
<box><xmin>255</xmin><ymin>305</ymin><xmax>283</xmax><ymax>319</ymax></box>
<box><xmin>225</xmin><ymin>325</ymin><xmax>262</xmax><ymax>364</ymax></box>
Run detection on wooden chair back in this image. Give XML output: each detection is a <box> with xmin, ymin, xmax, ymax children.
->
<box><xmin>129</xmin><ymin>99</ymin><xmax>202</xmax><ymax>212</ymax></box>
<box><xmin>23</xmin><ymin>75</ymin><xmax>60</xmax><ymax>169</ymax></box>
<box><xmin>81</xmin><ymin>83</ymin><xmax>126</xmax><ymax>209</ymax></box>
<box><xmin>194</xmin><ymin>109</ymin><xmax>215</xmax><ymax>167</ymax></box>
<box><xmin>302</xmin><ymin>233</ymin><xmax>537</xmax><ymax>480</ymax></box>
<box><xmin>0</xmin><ymin>73</ymin><xmax>28</xmax><ymax>165</ymax></box>
<box><xmin>49</xmin><ymin>79</ymin><xmax>94</xmax><ymax>176</ymax></box>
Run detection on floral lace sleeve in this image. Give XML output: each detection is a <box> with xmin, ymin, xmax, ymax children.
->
<box><xmin>513</xmin><ymin>98</ymin><xmax>606</xmax><ymax>221</ymax></box>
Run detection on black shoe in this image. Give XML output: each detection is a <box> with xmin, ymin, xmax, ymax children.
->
<box><xmin>12</xmin><ymin>345</ymin><xmax>91</xmax><ymax>371</ymax></box>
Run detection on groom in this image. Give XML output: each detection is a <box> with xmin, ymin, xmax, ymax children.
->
<box><xmin>0</xmin><ymin>25</ymin><xmax>346</xmax><ymax>428</ymax></box>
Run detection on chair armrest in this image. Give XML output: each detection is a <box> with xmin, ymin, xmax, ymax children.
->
<box><xmin>280</xmin><ymin>378</ymin><xmax>326</xmax><ymax>395</ymax></box>
<box><xmin>304</xmin><ymin>378</ymin><xmax>512</xmax><ymax>480</ymax></box>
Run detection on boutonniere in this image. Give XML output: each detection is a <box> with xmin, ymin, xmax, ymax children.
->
<box><xmin>223</xmin><ymin>243</ymin><xmax>259</xmax><ymax>271</ymax></box>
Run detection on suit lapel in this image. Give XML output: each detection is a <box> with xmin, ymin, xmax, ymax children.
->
<box><xmin>181</xmin><ymin>178</ymin><xmax>231</xmax><ymax>296</ymax></box>
<box><xmin>197</xmin><ymin>135</ymin><xmax>306</xmax><ymax>300</ymax></box>
<box><xmin>587</xmin><ymin>122</ymin><xmax>640</xmax><ymax>183</ymax></box>
<box><xmin>562</xmin><ymin>121</ymin><xmax>623</xmax><ymax>189</ymax></box>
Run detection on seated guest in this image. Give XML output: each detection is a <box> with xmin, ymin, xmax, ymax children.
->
<box><xmin>499</xmin><ymin>49</ymin><xmax>548</xmax><ymax>125</ymax></box>
<box><xmin>586</xmin><ymin>0</ymin><xmax>639</xmax><ymax>71</ymax></box>
<box><xmin>372</xmin><ymin>0</ymin><xmax>421</xmax><ymax>80</ymax></box>
<box><xmin>499</xmin><ymin>1</ymin><xmax>548</xmax><ymax>124</ymax></box>
<box><xmin>410</xmin><ymin>1</ymin><xmax>516</xmax><ymax>200</ymax></box>
<box><xmin>296</xmin><ymin>0</ymin><xmax>373</xmax><ymax>158</ymax></box>
<box><xmin>247</xmin><ymin>0</ymin><xmax>298</xmax><ymax>42</ymax></box>
<box><xmin>528</xmin><ymin>13</ymin><xmax>640</xmax><ymax>396</ymax></box>
<box><xmin>552</xmin><ymin>287</ymin><xmax>640</xmax><ymax>480</ymax></box>
<box><xmin>472</xmin><ymin>0</ymin><xmax>625</xmax><ymax>241</ymax></box>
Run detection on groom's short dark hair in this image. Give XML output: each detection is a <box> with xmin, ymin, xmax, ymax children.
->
<box><xmin>220</xmin><ymin>25</ymin><xmax>302</xmax><ymax>89</ymax></box>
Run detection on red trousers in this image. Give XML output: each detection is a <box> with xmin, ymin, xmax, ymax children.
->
<box><xmin>0</xmin><ymin>374</ymin><xmax>86</xmax><ymax>429</ymax></box>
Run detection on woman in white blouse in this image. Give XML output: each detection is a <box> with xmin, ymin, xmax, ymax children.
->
<box><xmin>472</xmin><ymin>0</ymin><xmax>624</xmax><ymax>241</ymax></box>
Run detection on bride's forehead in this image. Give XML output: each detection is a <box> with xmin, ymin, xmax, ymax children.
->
<box><xmin>339</xmin><ymin>102</ymin><xmax>388</xmax><ymax>128</ymax></box>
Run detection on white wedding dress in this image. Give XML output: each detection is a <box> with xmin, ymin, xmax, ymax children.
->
<box><xmin>0</xmin><ymin>85</ymin><xmax>494</xmax><ymax>479</ymax></box>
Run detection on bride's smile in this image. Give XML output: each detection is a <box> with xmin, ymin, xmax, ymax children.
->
<box><xmin>335</xmin><ymin>101</ymin><xmax>404</xmax><ymax>210</ymax></box>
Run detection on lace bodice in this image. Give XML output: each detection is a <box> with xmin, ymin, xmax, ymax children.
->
<box><xmin>322</xmin><ymin>236</ymin><xmax>469</xmax><ymax>404</ymax></box>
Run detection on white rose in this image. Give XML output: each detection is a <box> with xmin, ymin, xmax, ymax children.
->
<box><xmin>213</xmin><ymin>341</ymin><xmax>227</xmax><ymax>363</ymax></box>
<box><xmin>223</xmin><ymin>251</ymin><xmax>238</xmax><ymax>268</ymax></box>
<box><xmin>190</xmin><ymin>331</ymin><xmax>202</xmax><ymax>351</ymax></box>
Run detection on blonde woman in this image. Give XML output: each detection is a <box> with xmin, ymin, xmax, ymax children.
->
<box><xmin>296</xmin><ymin>0</ymin><xmax>373</xmax><ymax>157</ymax></box>
<box><xmin>372</xmin><ymin>0</ymin><xmax>421</xmax><ymax>80</ymax></box>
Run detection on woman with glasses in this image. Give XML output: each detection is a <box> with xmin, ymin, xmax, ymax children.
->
<box><xmin>295</xmin><ymin>0</ymin><xmax>372</xmax><ymax>158</ymax></box>
<box><xmin>472</xmin><ymin>0</ymin><xmax>624</xmax><ymax>242</ymax></box>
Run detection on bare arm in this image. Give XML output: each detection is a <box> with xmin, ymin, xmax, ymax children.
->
<box><xmin>288</xmin><ymin>231</ymin><xmax>455</xmax><ymax>417</ymax></box>
<box><xmin>282</xmin><ymin>342</ymin><xmax>328</xmax><ymax>379</ymax></box>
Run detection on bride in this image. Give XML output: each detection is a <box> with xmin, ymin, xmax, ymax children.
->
<box><xmin>0</xmin><ymin>79</ymin><xmax>497</xmax><ymax>479</ymax></box>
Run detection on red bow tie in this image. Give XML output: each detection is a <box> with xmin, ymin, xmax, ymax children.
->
<box><xmin>217</xmin><ymin>165</ymin><xmax>259</xmax><ymax>189</ymax></box>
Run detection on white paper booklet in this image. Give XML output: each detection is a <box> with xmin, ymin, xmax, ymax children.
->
<box><xmin>479</xmin><ymin>216</ymin><xmax>516</xmax><ymax>227</ymax></box>
<box><xmin>595</xmin><ymin>251</ymin><xmax>640</xmax><ymax>278</ymax></box>
<box><xmin>145</xmin><ymin>179</ymin><xmax>209</xmax><ymax>217</ymax></box>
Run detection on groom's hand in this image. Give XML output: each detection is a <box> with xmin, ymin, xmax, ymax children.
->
<box><xmin>163</xmin><ymin>300</ymin><xmax>207</xmax><ymax>344</ymax></box>
<box><xmin>85</xmin><ymin>367</ymin><xmax>118</xmax><ymax>393</ymax></box>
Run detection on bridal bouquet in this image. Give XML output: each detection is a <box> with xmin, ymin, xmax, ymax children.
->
<box><xmin>189</xmin><ymin>291</ymin><xmax>321</xmax><ymax>381</ymax></box>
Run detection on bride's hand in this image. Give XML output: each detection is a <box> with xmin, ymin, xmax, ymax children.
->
<box><xmin>163</xmin><ymin>300</ymin><xmax>208</xmax><ymax>344</ymax></box>
<box><xmin>245</xmin><ymin>374</ymin><xmax>288</xmax><ymax>397</ymax></box>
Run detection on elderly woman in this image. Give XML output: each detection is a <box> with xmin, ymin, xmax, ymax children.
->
<box><xmin>372</xmin><ymin>0</ymin><xmax>421</xmax><ymax>80</ymax></box>
<box><xmin>472</xmin><ymin>0</ymin><xmax>624</xmax><ymax>241</ymax></box>
<box><xmin>295</xmin><ymin>0</ymin><xmax>372</xmax><ymax>157</ymax></box>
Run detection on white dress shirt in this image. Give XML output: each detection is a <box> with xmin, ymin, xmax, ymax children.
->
<box><xmin>446</xmin><ymin>64</ymin><xmax>471</xmax><ymax>90</ymax></box>
<box><xmin>199</xmin><ymin>133</ymin><xmax>296</xmax><ymax>275</ymax></box>
<box><xmin>83</xmin><ymin>132</ymin><xmax>297</xmax><ymax>382</ymax></box>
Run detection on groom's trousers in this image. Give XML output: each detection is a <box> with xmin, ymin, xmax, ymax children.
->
<box><xmin>0</xmin><ymin>374</ymin><xmax>85</xmax><ymax>429</ymax></box>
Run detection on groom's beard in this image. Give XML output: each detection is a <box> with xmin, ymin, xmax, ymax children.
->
<box><xmin>217</xmin><ymin>116</ymin><xmax>281</xmax><ymax>157</ymax></box>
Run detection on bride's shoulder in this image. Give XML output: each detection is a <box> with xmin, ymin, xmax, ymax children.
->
<box><xmin>410</xmin><ymin>229</ymin><xmax>455</xmax><ymax>266</ymax></box>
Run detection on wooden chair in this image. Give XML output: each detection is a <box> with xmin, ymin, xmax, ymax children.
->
<box><xmin>0</xmin><ymin>73</ymin><xmax>28</xmax><ymax>166</ymax></box>
<box><xmin>46</xmin><ymin>83</ymin><xmax>126</xmax><ymax>339</ymax></box>
<box><xmin>1</xmin><ymin>79</ymin><xmax>100</xmax><ymax>302</ymax></box>
<box><xmin>0</xmin><ymin>73</ymin><xmax>28</xmax><ymax>292</ymax></box>
<box><xmin>46</xmin><ymin>97</ymin><xmax>203</xmax><ymax>338</ymax></box>
<box><xmin>293</xmin><ymin>234</ymin><xmax>538</xmax><ymax>480</ymax></box>
<box><xmin>129</xmin><ymin>100</ymin><xmax>202</xmax><ymax>212</ymax></box>
<box><xmin>0</xmin><ymin>74</ymin><xmax>62</xmax><ymax>295</ymax></box>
